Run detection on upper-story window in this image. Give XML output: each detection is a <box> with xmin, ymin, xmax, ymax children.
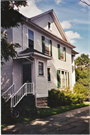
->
<box><xmin>45</xmin><ymin>38</ymin><xmax>50</xmax><ymax>55</ymax></box>
<box><xmin>42</xmin><ymin>36</ymin><xmax>52</xmax><ymax>56</ymax></box>
<box><xmin>28</xmin><ymin>29</ymin><xmax>34</xmax><ymax>48</ymax></box>
<box><xmin>48</xmin><ymin>22</ymin><xmax>52</xmax><ymax>31</ymax></box>
<box><xmin>58</xmin><ymin>44</ymin><xmax>66</xmax><ymax>61</ymax></box>
<box><xmin>48</xmin><ymin>22</ymin><xmax>51</xmax><ymax>29</ymax></box>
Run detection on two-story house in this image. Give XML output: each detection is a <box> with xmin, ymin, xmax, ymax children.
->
<box><xmin>1</xmin><ymin>9</ymin><xmax>78</xmax><ymax>107</ymax></box>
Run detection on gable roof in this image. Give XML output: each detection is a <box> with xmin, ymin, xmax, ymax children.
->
<box><xmin>29</xmin><ymin>9</ymin><xmax>70</xmax><ymax>43</ymax></box>
<box><xmin>21</xmin><ymin>9</ymin><xmax>76</xmax><ymax>49</ymax></box>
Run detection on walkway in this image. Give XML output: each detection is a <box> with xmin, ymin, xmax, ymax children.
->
<box><xmin>2</xmin><ymin>106</ymin><xmax>89</xmax><ymax>134</ymax></box>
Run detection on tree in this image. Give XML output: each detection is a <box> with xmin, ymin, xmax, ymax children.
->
<box><xmin>75</xmin><ymin>53</ymin><xmax>90</xmax><ymax>66</ymax></box>
<box><xmin>1</xmin><ymin>1</ymin><xmax>27</xmax><ymax>65</ymax></box>
<box><xmin>1</xmin><ymin>1</ymin><xmax>27</xmax><ymax>28</ymax></box>
<box><xmin>1</xmin><ymin>31</ymin><xmax>20</xmax><ymax>65</ymax></box>
<box><xmin>79</xmin><ymin>0</ymin><xmax>90</xmax><ymax>7</ymax></box>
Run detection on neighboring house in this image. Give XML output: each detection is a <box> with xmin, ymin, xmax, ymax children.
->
<box><xmin>1</xmin><ymin>9</ymin><xmax>78</xmax><ymax>107</ymax></box>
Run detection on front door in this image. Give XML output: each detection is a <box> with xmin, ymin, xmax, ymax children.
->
<box><xmin>23</xmin><ymin>64</ymin><xmax>32</xmax><ymax>83</ymax></box>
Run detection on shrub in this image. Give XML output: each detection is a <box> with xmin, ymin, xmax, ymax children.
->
<box><xmin>48</xmin><ymin>88</ymin><xmax>85</xmax><ymax>107</ymax></box>
<box><xmin>48</xmin><ymin>89</ymin><xmax>66</xmax><ymax>107</ymax></box>
<box><xmin>48</xmin><ymin>89</ymin><xmax>73</xmax><ymax>107</ymax></box>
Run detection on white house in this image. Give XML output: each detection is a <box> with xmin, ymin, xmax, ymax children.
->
<box><xmin>1</xmin><ymin>9</ymin><xmax>78</xmax><ymax>107</ymax></box>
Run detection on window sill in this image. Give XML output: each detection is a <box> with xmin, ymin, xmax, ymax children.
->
<box><xmin>58</xmin><ymin>59</ymin><xmax>66</xmax><ymax>62</ymax></box>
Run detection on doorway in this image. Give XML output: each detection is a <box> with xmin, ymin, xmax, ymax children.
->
<box><xmin>23</xmin><ymin>64</ymin><xmax>32</xmax><ymax>83</ymax></box>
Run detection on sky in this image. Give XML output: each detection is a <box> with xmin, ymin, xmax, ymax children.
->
<box><xmin>18</xmin><ymin>0</ymin><xmax>90</xmax><ymax>58</ymax></box>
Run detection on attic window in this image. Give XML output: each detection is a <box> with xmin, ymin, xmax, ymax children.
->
<box><xmin>48</xmin><ymin>22</ymin><xmax>51</xmax><ymax>30</ymax></box>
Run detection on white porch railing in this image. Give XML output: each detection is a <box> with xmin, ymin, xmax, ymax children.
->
<box><xmin>2</xmin><ymin>84</ymin><xmax>15</xmax><ymax>102</ymax></box>
<box><xmin>11</xmin><ymin>83</ymin><xmax>34</xmax><ymax>108</ymax></box>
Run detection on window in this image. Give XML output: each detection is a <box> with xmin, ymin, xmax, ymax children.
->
<box><xmin>57</xmin><ymin>70</ymin><xmax>69</xmax><ymax>88</ymax></box>
<box><xmin>42</xmin><ymin>36</ymin><xmax>52</xmax><ymax>56</ymax></box>
<box><xmin>28</xmin><ymin>29</ymin><xmax>34</xmax><ymax>48</ymax></box>
<box><xmin>58</xmin><ymin>45</ymin><xmax>66</xmax><ymax>61</ymax></box>
<box><xmin>38</xmin><ymin>62</ymin><xmax>44</xmax><ymax>75</ymax></box>
<box><xmin>47</xmin><ymin>68</ymin><xmax>51</xmax><ymax>81</ymax></box>
<box><xmin>48</xmin><ymin>22</ymin><xmax>51</xmax><ymax>30</ymax></box>
<box><xmin>45</xmin><ymin>38</ymin><xmax>50</xmax><ymax>55</ymax></box>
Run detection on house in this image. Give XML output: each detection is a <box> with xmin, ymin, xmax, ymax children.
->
<box><xmin>1</xmin><ymin>9</ymin><xmax>79</xmax><ymax>107</ymax></box>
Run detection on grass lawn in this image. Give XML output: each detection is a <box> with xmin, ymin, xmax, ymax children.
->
<box><xmin>1</xmin><ymin>101</ymin><xmax>89</xmax><ymax>129</ymax></box>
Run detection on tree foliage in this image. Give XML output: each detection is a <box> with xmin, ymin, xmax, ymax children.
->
<box><xmin>1</xmin><ymin>1</ymin><xmax>27</xmax><ymax>28</ymax></box>
<box><xmin>1</xmin><ymin>31</ymin><xmax>20</xmax><ymax>65</ymax></box>
<box><xmin>75</xmin><ymin>53</ymin><xmax>90</xmax><ymax>66</ymax></box>
<box><xmin>75</xmin><ymin>67</ymin><xmax>89</xmax><ymax>100</ymax></box>
<box><xmin>1</xmin><ymin>1</ymin><xmax>27</xmax><ymax>65</ymax></box>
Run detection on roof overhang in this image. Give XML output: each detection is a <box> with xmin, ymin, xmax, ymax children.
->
<box><xmin>72</xmin><ymin>50</ymin><xmax>79</xmax><ymax>55</ymax></box>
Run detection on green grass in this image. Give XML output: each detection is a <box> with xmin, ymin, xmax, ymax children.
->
<box><xmin>36</xmin><ymin>102</ymin><xmax>90</xmax><ymax>118</ymax></box>
<box><xmin>1</xmin><ymin>101</ymin><xmax>89</xmax><ymax>129</ymax></box>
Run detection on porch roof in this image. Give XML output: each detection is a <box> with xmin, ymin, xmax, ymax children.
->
<box><xmin>17</xmin><ymin>48</ymin><xmax>52</xmax><ymax>60</ymax></box>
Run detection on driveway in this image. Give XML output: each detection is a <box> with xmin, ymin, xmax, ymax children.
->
<box><xmin>2</xmin><ymin>106</ymin><xmax>89</xmax><ymax>134</ymax></box>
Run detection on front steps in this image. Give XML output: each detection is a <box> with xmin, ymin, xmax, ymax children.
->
<box><xmin>37</xmin><ymin>97</ymin><xmax>48</xmax><ymax>107</ymax></box>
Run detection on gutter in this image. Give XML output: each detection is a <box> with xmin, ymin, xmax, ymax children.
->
<box><xmin>17</xmin><ymin>52</ymin><xmax>33</xmax><ymax>57</ymax></box>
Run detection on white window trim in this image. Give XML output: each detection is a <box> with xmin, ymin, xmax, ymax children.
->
<box><xmin>58</xmin><ymin>44</ymin><xmax>66</xmax><ymax>62</ymax></box>
<box><xmin>28</xmin><ymin>28</ymin><xmax>34</xmax><ymax>48</ymax></box>
<box><xmin>48</xmin><ymin>22</ymin><xmax>52</xmax><ymax>31</ymax></box>
<box><xmin>38</xmin><ymin>60</ymin><xmax>45</xmax><ymax>77</ymax></box>
<box><xmin>45</xmin><ymin>37</ymin><xmax>50</xmax><ymax>56</ymax></box>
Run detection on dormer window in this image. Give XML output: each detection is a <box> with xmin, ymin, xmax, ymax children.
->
<box><xmin>28</xmin><ymin>29</ymin><xmax>34</xmax><ymax>48</ymax></box>
<box><xmin>48</xmin><ymin>22</ymin><xmax>51</xmax><ymax>30</ymax></box>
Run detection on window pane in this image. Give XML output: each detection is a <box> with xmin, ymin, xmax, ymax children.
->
<box><xmin>48</xmin><ymin>68</ymin><xmax>51</xmax><ymax>81</ymax></box>
<box><xmin>45</xmin><ymin>38</ymin><xmax>50</xmax><ymax>55</ymax></box>
<box><xmin>39</xmin><ymin>62</ymin><xmax>43</xmax><ymax>75</ymax></box>
<box><xmin>48</xmin><ymin>22</ymin><xmax>51</xmax><ymax>29</ymax></box>
<box><xmin>28</xmin><ymin>39</ymin><xmax>34</xmax><ymax>48</ymax></box>
<box><xmin>28</xmin><ymin>29</ymin><xmax>34</xmax><ymax>40</ymax></box>
<box><xmin>60</xmin><ymin>46</ymin><xmax>64</xmax><ymax>60</ymax></box>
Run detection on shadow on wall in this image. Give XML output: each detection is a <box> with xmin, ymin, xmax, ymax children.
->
<box><xmin>1</xmin><ymin>60</ymin><xmax>13</xmax><ymax>92</ymax></box>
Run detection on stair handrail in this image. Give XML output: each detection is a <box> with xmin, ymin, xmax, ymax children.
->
<box><xmin>2</xmin><ymin>83</ymin><xmax>15</xmax><ymax>97</ymax></box>
<box><xmin>12</xmin><ymin>83</ymin><xmax>26</xmax><ymax>98</ymax></box>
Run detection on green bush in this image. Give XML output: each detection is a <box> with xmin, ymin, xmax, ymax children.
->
<box><xmin>48</xmin><ymin>89</ymin><xmax>66</xmax><ymax>107</ymax></box>
<box><xmin>48</xmin><ymin>88</ymin><xmax>86</xmax><ymax>107</ymax></box>
<box><xmin>48</xmin><ymin>89</ymin><xmax>73</xmax><ymax>107</ymax></box>
<box><xmin>72</xmin><ymin>93</ymin><xmax>84</xmax><ymax>104</ymax></box>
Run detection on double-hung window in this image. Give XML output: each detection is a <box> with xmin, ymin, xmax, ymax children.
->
<box><xmin>28</xmin><ymin>29</ymin><xmax>34</xmax><ymax>48</ymax></box>
<box><xmin>42</xmin><ymin>36</ymin><xmax>52</xmax><ymax>56</ymax></box>
<box><xmin>45</xmin><ymin>38</ymin><xmax>50</xmax><ymax>55</ymax></box>
<box><xmin>58</xmin><ymin>44</ymin><xmax>66</xmax><ymax>61</ymax></box>
<box><xmin>38</xmin><ymin>62</ymin><xmax>44</xmax><ymax>76</ymax></box>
